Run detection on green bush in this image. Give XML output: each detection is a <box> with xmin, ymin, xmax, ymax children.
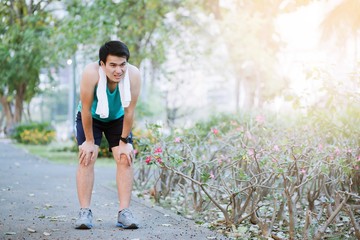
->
<box><xmin>12</xmin><ymin>122</ymin><xmax>56</xmax><ymax>145</ymax></box>
<box><xmin>133</xmin><ymin>111</ymin><xmax>359</xmax><ymax>239</ymax></box>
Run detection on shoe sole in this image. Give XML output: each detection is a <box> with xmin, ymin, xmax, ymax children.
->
<box><xmin>116</xmin><ymin>222</ymin><xmax>139</xmax><ymax>229</ymax></box>
<box><xmin>75</xmin><ymin>223</ymin><xmax>93</xmax><ymax>229</ymax></box>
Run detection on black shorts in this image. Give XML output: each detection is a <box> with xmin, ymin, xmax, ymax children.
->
<box><xmin>75</xmin><ymin>112</ymin><xmax>133</xmax><ymax>150</ymax></box>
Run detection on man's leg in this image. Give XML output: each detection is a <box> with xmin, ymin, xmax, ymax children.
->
<box><xmin>112</xmin><ymin>147</ymin><xmax>138</xmax><ymax>229</ymax></box>
<box><xmin>74</xmin><ymin>112</ymin><xmax>101</xmax><ymax>229</ymax></box>
<box><xmin>112</xmin><ymin>147</ymin><xmax>133</xmax><ymax>210</ymax></box>
<box><xmin>74</xmin><ymin>147</ymin><xmax>98</xmax><ymax>229</ymax></box>
<box><xmin>76</xmin><ymin>150</ymin><xmax>98</xmax><ymax>208</ymax></box>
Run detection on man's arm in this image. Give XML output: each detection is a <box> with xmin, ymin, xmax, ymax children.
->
<box><xmin>119</xmin><ymin>64</ymin><xmax>141</xmax><ymax>163</ymax></box>
<box><xmin>78</xmin><ymin>63</ymin><xmax>99</xmax><ymax>166</ymax></box>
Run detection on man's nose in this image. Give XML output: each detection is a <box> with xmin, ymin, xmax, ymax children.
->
<box><xmin>115</xmin><ymin>66</ymin><xmax>122</xmax><ymax>72</ymax></box>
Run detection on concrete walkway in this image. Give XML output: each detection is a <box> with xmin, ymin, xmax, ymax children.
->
<box><xmin>0</xmin><ymin>140</ymin><xmax>227</xmax><ymax>240</ymax></box>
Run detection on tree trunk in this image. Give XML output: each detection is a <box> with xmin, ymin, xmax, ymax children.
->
<box><xmin>14</xmin><ymin>83</ymin><xmax>26</xmax><ymax>123</ymax></box>
<box><xmin>0</xmin><ymin>95</ymin><xmax>15</xmax><ymax>134</ymax></box>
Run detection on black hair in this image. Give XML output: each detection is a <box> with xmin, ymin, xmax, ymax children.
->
<box><xmin>98</xmin><ymin>40</ymin><xmax>130</xmax><ymax>65</ymax></box>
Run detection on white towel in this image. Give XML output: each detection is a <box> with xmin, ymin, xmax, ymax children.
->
<box><xmin>95</xmin><ymin>66</ymin><xmax>131</xmax><ymax>118</ymax></box>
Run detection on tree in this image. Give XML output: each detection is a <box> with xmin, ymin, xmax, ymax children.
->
<box><xmin>59</xmin><ymin>0</ymin><xmax>182</xmax><ymax>67</ymax></box>
<box><xmin>0</xmin><ymin>0</ymin><xmax>61</xmax><ymax>132</ymax></box>
<box><xmin>0</xmin><ymin>0</ymin><xmax>184</xmax><ymax>132</ymax></box>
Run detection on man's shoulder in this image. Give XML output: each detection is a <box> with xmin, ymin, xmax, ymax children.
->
<box><xmin>83</xmin><ymin>62</ymin><xmax>99</xmax><ymax>74</ymax></box>
<box><xmin>81</xmin><ymin>62</ymin><xmax>100</xmax><ymax>84</ymax></box>
<box><xmin>128</xmin><ymin>64</ymin><xmax>140</xmax><ymax>79</ymax></box>
<box><xmin>128</xmin><ymin>63</ymin><xmax>139</xmax><ymax>73</ymax></box>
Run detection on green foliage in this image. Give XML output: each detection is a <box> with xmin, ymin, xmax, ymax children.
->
<box><xmin>11</xmin><ymin>122</ymin><xmax>56</xmax><ymax>145</ymax></box>
<box><xmin>0</xmin><ymin>0</ymin><xmax>64</xmax><ymax>126</ymax></box>
<box><xmin>291</xmin><ymin>67</ymin><xmax>360</xmax><ymax>145</ymax></box>
<box><xmin>60</xmin><ymin>0</ymin><xmax>180</xmax><ymax>67</ymax></box>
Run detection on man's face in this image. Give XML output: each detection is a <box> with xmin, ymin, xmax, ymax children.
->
<box><xmin>101</xmin><ymin>55</ymin><xmax>127</xmax><ymax>83</ymax></box>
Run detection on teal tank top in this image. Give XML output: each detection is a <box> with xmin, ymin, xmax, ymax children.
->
<box><xmin>77</xmin><ymin>85</ymin><xmax>124</xmax><ymax>122</ymax></box>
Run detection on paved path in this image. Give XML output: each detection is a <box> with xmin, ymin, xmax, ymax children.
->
<box><xmin>0</xmin><ymin>140</ymin><xmax>227</xmax><ymax>240</ymax></box>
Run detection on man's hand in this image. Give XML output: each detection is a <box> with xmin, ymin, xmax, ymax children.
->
<box><xmin>117</xmin><ymin>142</ymin><xmax>134</xmax><ymax>166</ymax></box>
<box><xmin>78</xmin><ymin>141</ymin><xmax>98</xmax><ymax>166</ymax></box>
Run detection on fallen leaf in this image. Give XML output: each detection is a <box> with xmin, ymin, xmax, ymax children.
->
<box><xmin>29</xmin><ymin>193</ymin><xmax>35</xmax><ymax>197</ymax></box>
<box><xmin>207</xmin><ymin>237</ymin><xmax>217</xmax><ymax>239</ymax></box>
<box><xmin>43</xmin><ymin>232</ymin><xmax>51</xmax><ymax>236</ymax></box>
<box><xmin>161</xmin><ymin>223</ymin><xmax>172</xmax><ymax>227</ymax></box>
<box><xmin>27</xmin><ymin>228</ymin><xmax>36</xmax><ymax>233</ymax></box>
<box><xmin>96</xmin><ymin>218</ymin><xmax>103</xmax><ymax>222</ymax></box>
<box><xmin>5</xmin><ymin>232</ymin><xmax>16</xmax><ymax>235</ymax></box>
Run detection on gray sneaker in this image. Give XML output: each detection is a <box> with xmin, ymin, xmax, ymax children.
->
<box><xmin>75</xmin><ymin>208</ymin><xmax>93</xmax><ymax>229</ymax></box>
<box><xmin>117</xmin><ymin>208</ymin><xmax>139</xmax><ymax>229</ymax></box>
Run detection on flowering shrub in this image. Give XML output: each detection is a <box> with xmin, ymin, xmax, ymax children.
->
<box><xmin>12</xmin><ymin>122</ymin><xmax>56</xmax><ymax>145</ymax></box>
<box><xmin>133</xmin><ymin>111</ymin><xmax>360</xmax><ymax>239</ymax></box>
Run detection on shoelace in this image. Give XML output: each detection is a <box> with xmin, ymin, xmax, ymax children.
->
<box><xmin>121</xmin><ymin>210</ymin><xmax>133</xmax><ymax>218</ymax></box>
<box><xmin>79</xmin><ymin>209</ymin><xmax>91</xmax><ymax>218</ymax></box>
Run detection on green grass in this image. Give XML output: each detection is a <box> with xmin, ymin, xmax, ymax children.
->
<box><xmin>15</xmin><ymin>141</ymin><xmax>115</xmax><ymax>166</ymax></box>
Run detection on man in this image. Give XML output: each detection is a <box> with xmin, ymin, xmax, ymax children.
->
<box><xmin>74</xmin><ymin>40</ymin><xmax>140</xmax><ymax>229</ymax></box>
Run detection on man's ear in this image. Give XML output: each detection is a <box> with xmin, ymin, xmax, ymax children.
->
<box><xmin>100</xmin><ymin>60</ymin><xmax>105</xmax><ymax>66</ymax></box>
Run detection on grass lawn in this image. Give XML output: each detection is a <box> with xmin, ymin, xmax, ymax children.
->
<box><xmin>15</xmin><ymin>141</ymin><xmax>115</xmax><ymax>166</ymax></box>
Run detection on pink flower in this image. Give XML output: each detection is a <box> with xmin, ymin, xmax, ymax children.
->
<box><xmin>273</xmin><ymin>145</ymin><xmax>280</xmax><ymax>152</ymax></box>
<box><xmin>145</xmin><ymin>156</ymin><xmax>152</xmax><ymax>165</ymax></box>
<box><xmin>300</xmin><ymin>168</ymin><xmax>306</xmax><ymax>174</ymax></box>
<box><xmin>210</xmin><ymin>171</ymin><xmax>215</xmax><ymax>179</ymax></box>
<box><xmin>133</xmin><ymin>149</ymin><xmax>138</xmax><ymax>155</ymax></box>
<box><xmin>212</xmin><ymin>128</ymin><xmax>219</xmax><ymax>135</ymax></box>
<box><xmin>156</xmin><ymin>157</ymin><xmax>163</xmax><ymax>164</ymax></box>
<box><xmin>272</xmin><ymin>158</ymin><xmax>278</xmax><ymax>163</ymax></box>
<box><xmin>255</xmin><ymin>115</ymin><xmax>265</xmax><ymax>124</ymax></box>
<box><xmin>318</xmin><ymin>144</ymin><xmax>323</xmax><ymax>151</ymax></box>
<box><xmin>355</xmin><ymin>165</ymin><xmax>359</xmax><ymax>170</ymax></box>
<box><xmin>357</xmin><ymin>155</ymin><xmax>360</xmax><ymax>161</ymax></box>
<box><xmin>334</xmin><ymin>147</ymin><xmax>340</xmax><ymax>155</ymax></box>
<box><xmin>154</xmin><ymin>147</ymin><xmax>162</xmax><ymax>154</ymax></box>
<box><xmin>174</xmin><ymin>137</ymin><xmax>181</xmax><ymax>143</ymax></box>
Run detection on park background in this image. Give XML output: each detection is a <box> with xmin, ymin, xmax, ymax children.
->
<box><xmin>1</xmin><ymin>0</ymin><xmax>359</xmax><ymax>239</ymax></box>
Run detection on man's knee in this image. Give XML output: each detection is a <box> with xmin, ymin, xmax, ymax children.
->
<box><xmin>115</xmin><ymin>155</ymin><xmax>130</xmax><ymax>165</ymax></box>
<box><xmin>78</xmin><ymin>158</ymin><xmax>96</xmax><ymax>168</ymax></box>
